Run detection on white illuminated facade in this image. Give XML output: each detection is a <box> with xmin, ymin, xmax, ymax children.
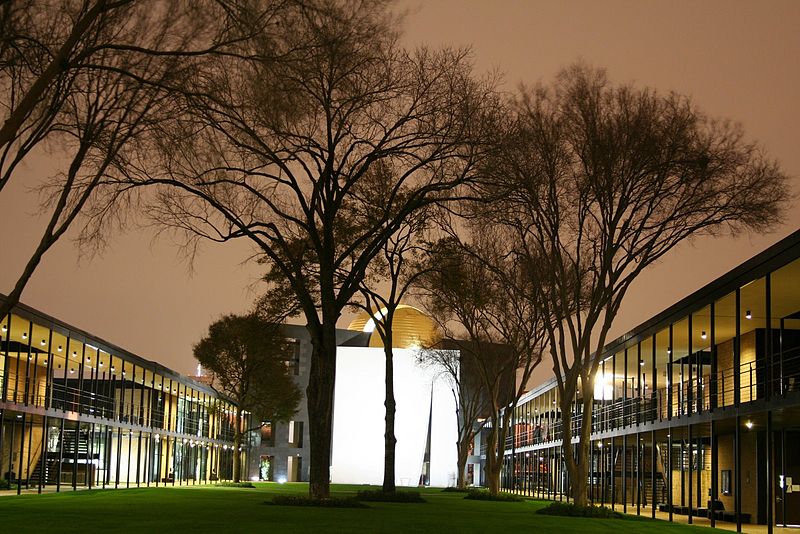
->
<box><xmin>249</xmin><ymin>305</ymin><xmax>464</xmax><ymax>487</ymax></box>
<box><xmin>330</xmin><ymin>346</ymin><xmax>459</xmax><ymax>487</ymax></box>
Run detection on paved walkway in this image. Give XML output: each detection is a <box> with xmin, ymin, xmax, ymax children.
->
<box><xmin>606</xmin><ymin>503</ymin><xmax>797</xmax><ymax>533</ymax></box>
<box><xmin>511</xmin><ymin>490</ymin><xmax>797</xmax><ymax>532</ymax></box>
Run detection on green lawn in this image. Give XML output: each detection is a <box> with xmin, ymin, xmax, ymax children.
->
<box><xmin>0</xmin><ymin>483</ymin><xmax>714</xmax><ymax>533</ymax></box>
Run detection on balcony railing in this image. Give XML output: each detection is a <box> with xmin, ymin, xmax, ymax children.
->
<box><xmin>507</xmin><ymin>345</ymin><xmax>800</xmax><ymax>450</ymax></box>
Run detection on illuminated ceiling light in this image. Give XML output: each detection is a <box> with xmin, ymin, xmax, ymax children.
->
<box><xmin>701</xmin><ymin>331</ymin><xmax>707</xmax><ymax>340</ymax></box>
<box><xmin>86</xmin><ymin>357</ymin><xmax>91</xmax><ymax>363</ymax></box>
<box><xmin>667</xmin><ymin>347</ymin><xmax>671</xmax><ymax>355</ymax></box>
<box><xmin>43</xmin><ymin>359</ymin><xmax>48</xmax><ymax>364</ymax></box>
<box><xmin>57</xmin><ymin>345</ymin><xmax>62</xmax><ymax>352</ymax></box>
<box><xmin>40</xmin><ymin>339</ymin><xmax>46</xmax><ymax>346</ymax></box>
<box><xmin>69</xmin><ymin>368</ymin><xmax>75</xmax><ymax>374</ymax></box>
<box><xmin>99</xmin><ymin>362</ymin><xmax>104</xmax><ymax>367</ymax></box>
<box><xmin>72</xmin><ymin>351</ymin><xmax>77</xmax><ymax>358</ymax></box>
<box><xmin>745</xmin><ymin>310</ymin><xmax>752</xmax><ymax>320</ymax></box>
<box><xmin>745</xmin><ymin>420</ymin><xmax>753</xmax><ymax>430</ymax></box>
<box><xmin>21</xmin><ymin>332</ymin><xmax>27</xmax><ymax>339</ymax></box>
<box><xmin>597</xmin><ymin>442</ymin><xmax>603</xmax><ymax>448</ymax></box>
<box><xmin>1</xmin><ymin>325</ymin><xmax>6</xmax><ymax>332</ymax></box>
<box><xmin>639</xmin><ymin>359</ymin><xmax>645</xmax><ymax>366</ymax></box>
<box><xmin>110</xmin><ymin>366</ymin><xmax>115</xmax><ymax>372</ymax></box>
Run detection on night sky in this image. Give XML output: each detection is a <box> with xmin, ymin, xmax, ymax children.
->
<box><xmin>1</xmin><ymin>0</ymin><xmax>798</xmax><ymax>386</ymax></box>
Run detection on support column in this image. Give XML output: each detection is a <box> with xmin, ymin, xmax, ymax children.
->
<box><xmin>711</xmin><ymin>420</ymin><xmax>717</xmax><ymax>528</ymax></box>
<box><xmin>651</xmin><ymin>429</ymin><xmax>656</xmax><ymax>519</ymax></box>
<box><xmin>623</xmin><ymin>433</ymin><xmax>627</xmax><ymax>513</ymax></box>
<box><xmin>688</xmin><ymin>424</ymin><xmax>693</xmax><ymax>524</ymax></box>
<box><xmin>735</xmin><ymin>415</ymin><xmax>742</xmax><ymax>532</ymax></box>
<box><xmin>668</xmin><ymin>432</ymin><xmax>673</xmax><ymax>522</ymax></box>
<box><xmin>38</xmin><ymin>415</ymin><xmax>47</xmax><ymax>493</ymax></box>
<box><xmin>16</xmin><ymin>412</ymin><xmax>25</xmax><ymax>495</ymax></box>
<box><xmin>767</xmin><ymin>411</ymin><xmax>773</xmax><ymax>534</ymax></box>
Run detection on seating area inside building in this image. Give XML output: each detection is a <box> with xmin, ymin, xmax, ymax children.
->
<box><xmin>501</xmin><ymin>231</ymin><xmax>800</xmax><ymax>530</ymax></box>
<box><xmin>0</xmin><ymin>298</ymin><xmax>246</xmax><ymax>493</ymax></box>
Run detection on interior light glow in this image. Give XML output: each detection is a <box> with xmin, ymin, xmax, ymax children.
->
<box><xmin>1</xmin><ymin>325</ymin><xmax>6</xmax><ymax>332</ymax></box>
<box><xmin>21</xmin><ymin>332</ymin><xmax>27</xmax><ymax>339</ymax></box>
<box><xmin>701</xmin><ymin>331</ymin><xmax>707</xmax><ymax>340</ymax></box>
<box><xmin>277</xmin><ymin>476</ymin><xmax>287</xmax><ymax>484</ymax></box>
<box><xmin>639</xmin><ymin>359</ymin><xmax>645</xmax><ymax>366</ymax></box>
<box><xmin>745</xmin><ymin>310</ymin><xmax>752</xmax><ymax>320</ymax></box>
<box><xmin>40</xmin><ymin>339</ymin><xmax>46</xmax><ymax>346</ymax></box>
<box><xmin>57</xmin><ymin>345</ymin><xmax>62</xmax><ymax>352</ymax></box>
<box><xmin>745</xmin><ymin>420</ymin><xmax>753</xmax><ymax>429</ymax></box>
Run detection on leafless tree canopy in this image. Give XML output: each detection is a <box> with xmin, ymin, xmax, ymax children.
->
<box><xmin>0</xmin><ymin>0</ymin><xmax>251</xmax><ymax>320</ymax></box>
<box><xmin>416</xmin><ymin>226</ymin><xmax>545</xmax><ymax>494</ymax></box>
<box><xmin>472</xmin><ymin>63</ymin><xmax>790</xmax><ymax>505</ymax></box>
<box><xmin>98</xmin><ymin>0</ymin><xmax>498</xmax><ymax>499</ymax></box>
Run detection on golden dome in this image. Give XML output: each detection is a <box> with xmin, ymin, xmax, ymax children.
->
<box><xmin>346</xmin><ymin>304</ymin><xmax>440</xmax><ymax>349</ymax></box>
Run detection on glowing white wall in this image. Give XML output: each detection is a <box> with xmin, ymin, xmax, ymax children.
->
<box><xmin>330</xmin><ymin>347</ymin><xmax>459</xmax><ymax>487</ymax></box>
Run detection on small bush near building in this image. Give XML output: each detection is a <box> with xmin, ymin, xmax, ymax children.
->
<box><xmin>463</xmin><ymin>490</ymin><xmax>523</xmax><ymax>502</ymax></box>
<box><xmin>356</xmin><ymin>490</ymin><xmax>426</xmax><ymax>503</ymax></box>
<box><xmin>536</xmin><ymin>501</ymin><xmax>623</xmax><ymax>519</ymax></box>
<box><xmin>441</xmin><ymin>487</ymin><xmax>470</xmax><ymax>493</ymax></box>
<box><xmin>269</xmin><ymin>495</ymin><xmax>368</xmax><ymax>508</ymax></box>
<box><xmin>215</xmin><ymin>481</ymin><xmax>255</xmax><ymax>488</ymax></box>
<box><xmin>0</xmin><ymin>479</ymin><xmax>10</xmax><ymax>490</ymax></box>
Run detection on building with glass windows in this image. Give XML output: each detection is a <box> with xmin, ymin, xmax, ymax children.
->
<box><xmin>501</xmin><ymin>230</ymin><xmax>800</xmax><ymax>532</ymax></box>
<box><xmin>0</xmin><ymin>297</ymin><xmax>245</xmax><ymax>494</ymax></box>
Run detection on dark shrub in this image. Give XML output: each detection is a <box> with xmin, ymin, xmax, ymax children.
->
<box><xmin>0</xmin><ymin>479</ymin><xmax>10</xmax><ymax>490</ymax></box>
<box><xmin>270</xmin><ymin>495</ymin><xmax>368</xmax><ymax>508</ymax></box>
<box><xmin>215</xmin><ymin>481</ymin><xmax>255</xmax><ymax>488</ymax></box>
<box><xmin>536</xmin><ymin>501</ymin><xmax>623</xmax><ymax>519</ymax></box>
<box><xmin>356</xmin><ymin>490</ymin><xmax>426</xmax><ymax>503</ymax></box>
<box><xmin>441</xmin><ymin>487</ymin><xmax>471</xmax><ymax>493</ymax></box>
<box><xmin>464</xmin><ymin>489</ymin><xmax>523</xmax><ymax>502</ymax></box>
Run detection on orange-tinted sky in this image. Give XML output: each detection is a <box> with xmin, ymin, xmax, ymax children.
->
<box><xmin>1</xmin><ymin>0</ymin><xmax>798</xmax><ymax>383</ymax></box>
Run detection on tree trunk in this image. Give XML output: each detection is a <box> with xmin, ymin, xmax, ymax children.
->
<box><xmin>561</xmin><ymin>387</ymin><xmax>594</xmax><ymax>507</ymax></box>
<box><xmin>382</xmin><ymin>328</ymin><xmax>397</xmax><ymax>493</ymax></box>
<box><xmin>233</xmin><ymin>405</ymin><xmax>242</xmax><ymax>482</ymax></box>
<box><xmin>456</xmin><ymin>432</ymin><xmax>471</xmax><ymax>489</ymax></box>
<box><xmin>306</xmin><ymin>318</ymin><xmax>338</xmax><ymax>499</ymax></box>
<box><xmin>485</xmin><ymin>424</ymin><xmax>500</xmax><ymax>494</ymax></box>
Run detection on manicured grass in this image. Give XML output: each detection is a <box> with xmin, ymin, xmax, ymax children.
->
<box><xmin>0</xmin><ymin>483</ymin><xmax>713</xmax><ymax>533</ymax></box>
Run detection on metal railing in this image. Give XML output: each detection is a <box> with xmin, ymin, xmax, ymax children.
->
<box><xmin>507</xmin><ymin>345</ymin><xmax>800</xmax><ymax>450</ymax></box>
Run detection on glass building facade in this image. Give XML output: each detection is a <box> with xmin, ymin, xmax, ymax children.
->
<box><xmin>0</xmin><ymin>298</ymin><xmax>247</xmax><ymax>494</ymax></box>
<box><xmin>501</xmin><ymin>230</ymin><xmax>800</xmax><ymax>532</ymax></box>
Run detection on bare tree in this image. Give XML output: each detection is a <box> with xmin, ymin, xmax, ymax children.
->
<box><xmin>415</xmin><ymin>345</ymin><xmax>488</xmax><ymax>490</ymax></box>
<box><xmin>353</xmin><ymin>209</ymin><xmax>433</xmax><ymax>493</ymax></box>
<box><xmin>477</xmin><ymin>63</ymin><xmax>791</xmax><ymax>505</ymax></box>
<box><xmin>0</xmin><ymin>0</ymin><xmax>250</xmax><ymax>317</ymax></box>
<box><xmin>106</xmin><ymin>0</ymin><xmax>497</xmax><ymax>499</ymax></box>
<box><xmin>417</xmin><ymin>231</ymin><xmax>545</xmax><ymax>494</ymax></box>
